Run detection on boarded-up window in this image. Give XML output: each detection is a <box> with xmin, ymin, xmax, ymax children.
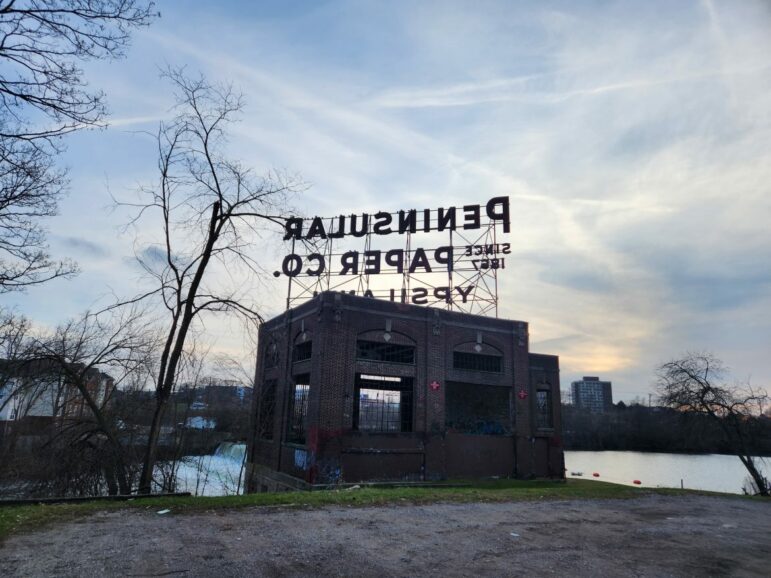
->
<box><xmin>357</xmin><ymin>341</ymin><xmax>415</xmax><ymax>364</ymax></box>
<box><xmin>265</xmin><ymin>342</ymin><xmax>279</xmax><ymax>368</ymax></box>
<box><xmin>453</xmin><ymin>351</ymin><xmax>502</xmax><ymax>373</ymax></box>
<box><xmin>292</xmin><ymin>341</ymin><xmax>312</xmax><ymax>363</ymax></box>
<box><xmin>445</xmin><ymin>382</ymin><xmax>511</xmax><ymax>435</ymax></box>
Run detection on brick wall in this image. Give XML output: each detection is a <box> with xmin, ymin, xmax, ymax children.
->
<box><xmin>247</xmin><ymin>292</ymin><xmax>563</xmax><ymax>491</ymax></box>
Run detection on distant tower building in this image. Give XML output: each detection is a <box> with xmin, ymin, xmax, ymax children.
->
<box><xmin>571</xmin><ymin>376</ymin><xmax>613</xmax><ymax>413</ymax></box>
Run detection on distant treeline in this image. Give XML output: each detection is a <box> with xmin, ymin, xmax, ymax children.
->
<box><xmin>562</xmin><ymin>403</ymin><xmax>771</xmax><ymax>455</ymax></box>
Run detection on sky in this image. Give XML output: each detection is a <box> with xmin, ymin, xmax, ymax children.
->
<box><xmin>4</xmin><ymin>0</ymin><xmax>771</xmax><ymax>402</ymax></box>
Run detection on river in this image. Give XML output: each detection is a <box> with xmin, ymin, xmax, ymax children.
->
<box><xmin>170</xmin><ymin>446</ymin><xmax>769</xmax><ymax>496</ymax></box>
<box><xmin>565</xmin><ymin>450</ymin><xmax>770</xmax><ymax>494</ymax></box>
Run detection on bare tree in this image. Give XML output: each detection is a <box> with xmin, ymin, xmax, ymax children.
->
<box><xmin>0</xmin><ymin>307</ymin><xmax>32</xmax><ymax>398</ymax></box>
<box><xmin>1</xmin><ymin>305</ymin><xmax>157</xmax><ymax>495</ymax></box>
<box><xmin>657</xmin><ymin>352</ymin><xmax>769</xmax><ymax>497</ymax></box>
<box><xmin>0</xmin><ymin>137</ymin><xmax>75</xmax><ymax>291</ymax></box>
<box><xmin>29</xmin><ymin>306</ymin><xmax>159</xmax><ymax>494</ymax></box>
<box><xmin>0</xmin><ymin>307</ymin><xmax>33</xmax><ymax>475</ymax></box>
<box><xmin>0</xmin><ymin>0</ymin><xmax>157</xmax><ymax>291</ymax></box>
<box><xmin>121</xmin><ymin>69</ymin><xmax>300</xmax><ymax>494</ymax></box>
<box><xmin>155</xmin><ymin>338</ymin><xmax>213</xmax><ymax>494</ymax></box>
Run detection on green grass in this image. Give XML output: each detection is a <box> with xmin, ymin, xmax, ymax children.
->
<box><xmin>0</xmin><ymin>478</ymin><xmax>751</xmax><ymax>543</ymax></box>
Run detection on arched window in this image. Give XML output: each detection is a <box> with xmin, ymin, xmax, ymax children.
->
<box><xmin>292</xmin><ymin>331</ymin><xmax>313</xmax><ymax>363</ymax></box>
<box><xmin>356</xmin><ymin>330</ymin><xmax>416</xmax><ymax>364</ymax></box>
<box><xmin>452</xmin><ymin>342</ymin><xmax>503</xmax><ymax>373</ymax></box>
<box><xmin>265</xmin><ymin>341</ymin><xmax>279</xmax><ymax>368</ymax></box>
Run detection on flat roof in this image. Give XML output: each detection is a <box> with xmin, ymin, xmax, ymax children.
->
<box><xmin>263</xmin><ymin>291</ymin><xmax>527</xmax><ymax>332</ymax></box>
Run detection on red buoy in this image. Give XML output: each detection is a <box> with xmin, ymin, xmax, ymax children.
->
<box><xmin>592</xmin><ymin>472</ymin><xmax>600</xmax><ymax>477</ymax></box>
<box><xmin>633</xmin><ymin>480</ymin><xmax>641</xmax><ymax>485</ymax></box>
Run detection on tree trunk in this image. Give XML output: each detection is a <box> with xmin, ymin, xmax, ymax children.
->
<box><xmin>739</xmin><ymin>455</ymin><xmax>769</xmax><ymax>496</ymax></box>
<box><xmin>115</xmin><ymin>451</ymin><xmax>131</xmax><ymax>495</ymax></box>
<box><xmin>137</xmin><ymin>202</ymin><xmax>221</xmax><ymax>494</ymax></box>
<box><xmin>104</xmin><ymin>463</ymin><xmax>119</xmax><ymax>496</ymax></box>
<box><xmin>138</xmin><ymin>397</ymin><xmax>167</xmax><ymax>494</ymax></box>
<box><xmin>60</xmin><ymin>367</ymin><xmax>133</xmax><ymax>496</ymax></box>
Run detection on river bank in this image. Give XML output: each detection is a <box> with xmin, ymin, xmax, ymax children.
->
<box><xmin>2</xmin><ymin>492</ymin><xmax>768</xmax><ymax>577</ymax></box>
<box><xmin>565</xmin><ymin>450</ymin><xmax>770</xmax><ymax>494</ymax></box>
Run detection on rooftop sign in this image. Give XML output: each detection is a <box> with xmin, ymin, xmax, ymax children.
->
<box><xmin>275</xmin><ymin>196</ymin><xmax>510</xmax><ymax>315</ymax></box>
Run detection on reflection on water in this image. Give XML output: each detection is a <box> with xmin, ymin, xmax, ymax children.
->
<box><xmin>565</xmin><ymin>451</ymin><xmax>770</xmax><ymax>494</ymax></box>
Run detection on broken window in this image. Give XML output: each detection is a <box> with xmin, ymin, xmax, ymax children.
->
<box><xmin>292</xmin><ymin>341</ymin><xmax>312</xmax><ymax>363</ymax></box>
<box><xmin>287</xmin><ymin>374</ymin><xmax>310</xmax><ymax>443</ymax></box>
<box><xmin>445</xmin><ymin>381</ymin><xmax>511</xmax><ymax>435</ymax></box>
<box><xmin>453</xmin><ymin>351</ymin><xmax>502</xmax><ymax>373</ymax></box>
<box><xmin>357</xmin><ymin>340</ymin><xmax>415</xmax><ymax>364</ymax></box>
<box><xmin>353</xmin><ymin>374</ymin><xmax>413</xmax><ymax>432</ymax></box>
<box><xmin>257</xmin><ymin>379</ymin><xmax>276</xmax><ymax>440</ymax></box>
<box><xmin>536</xmin><ymin>390</ymin><xmax>553</xmax><ymax>429</ymax></box>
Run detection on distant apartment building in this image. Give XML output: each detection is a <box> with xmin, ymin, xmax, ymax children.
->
<box><xmin>570</xmin><ymin>376</ymin><xmax>613</xmax><ymax>413</ymax></box>
<box><xmin>0</xmin><ymin>360</ymin><xmax>115</xmax><ymax>437</ymax></box>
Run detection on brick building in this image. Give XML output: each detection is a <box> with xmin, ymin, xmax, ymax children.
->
<box><xmin>246</xmin><ymin>292</ymin><xmax>563</xmax><ymax>491</ymax></box>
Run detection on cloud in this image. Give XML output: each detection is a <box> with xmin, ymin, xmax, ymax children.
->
<box><xmin>367</xmin><ymin>65</ymin><xmax>771</xmax><ymax>110</ymax></box>
<box><xmin>58</xmin><ymin>237</ymin><xmax>110</xmax><ymax>259</ymax></box>
<box><xmin>6</xmin><ymin>1</ymin><xmax>771</xmax><ymax>402</ymax></box>
<box><xmin>368</xmin><ymin>74</ymin><xmax>549</xmax><ymax>108</ymax></box>
<box><xmin>137</xmin><ymin>245</ymin><xmax>168</xmax><ymax>267</ymax></box>
<box><xmin>530</xmin><ymin>333</ymin><xmax>584</xmax><ymax>352</ymax></box>
<box><xmin>107</xmin><ymin>114</ymin><xmax>167</xmax><ymax>128</ymax></box>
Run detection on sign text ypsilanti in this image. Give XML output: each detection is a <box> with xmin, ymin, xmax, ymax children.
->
<box><xmin>276</xmin><ymin>196</ymin><xmax>510</xmax><ymax>306</ymax></box>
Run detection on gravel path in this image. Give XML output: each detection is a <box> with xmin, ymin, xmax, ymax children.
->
<box><xmin>1</xmin><ymin>495</ymin><xmax>769</xmax><ymax>577</ymax></box>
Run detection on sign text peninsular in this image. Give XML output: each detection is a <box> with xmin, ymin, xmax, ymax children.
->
<box><xmin>277</xmin><ymin>196</ymin><xmax>510</xmax><ymax>305</ymax></box>
<box><xmin>283</xmin><ymin>197</ymin><xmax>510</xmax><ymax>241</ymax></box>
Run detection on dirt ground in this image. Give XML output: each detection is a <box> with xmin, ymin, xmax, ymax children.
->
<box><xmin>1</xmin><ymin>494</ymin><xmax>769</xmax><ymax>577</ymax></box>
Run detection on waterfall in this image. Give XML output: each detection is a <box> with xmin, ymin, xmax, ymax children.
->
<box><xmin>213</xmin><ymin>441</ymin><xmax>246</xmax><ymax>462</ymax></box>
<box><xmin>156</xmin><ymin>442</ymin><xmax>247</xmax><ymax>496</ymax></box>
